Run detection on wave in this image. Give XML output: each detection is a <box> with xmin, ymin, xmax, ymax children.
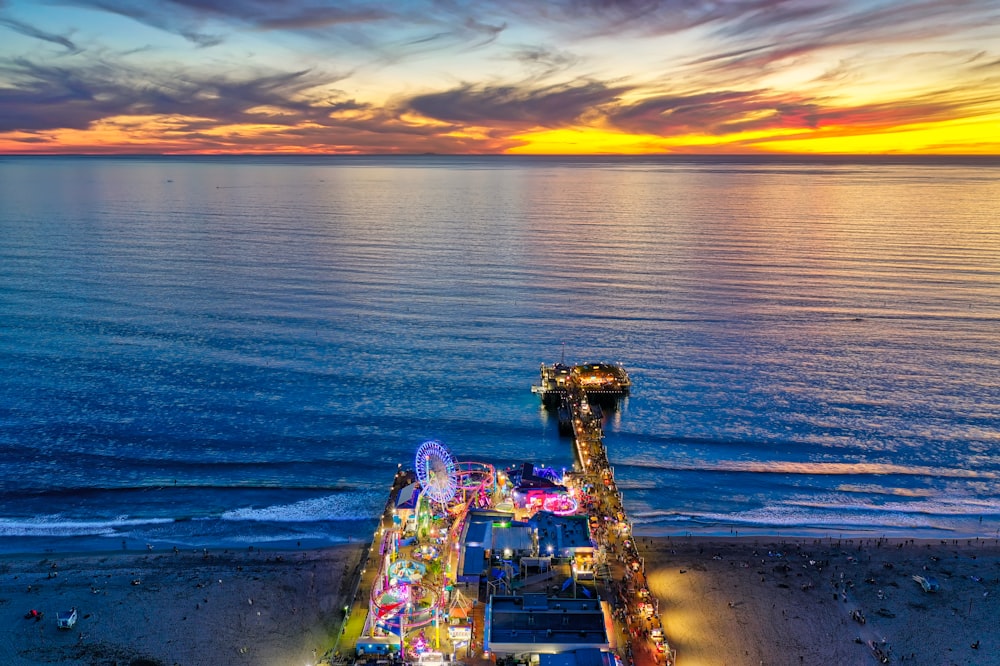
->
<box><xmin>632</xmin><ymin>494</ymin><xmax>999</xmax><ymax>533</ymax></box>
<box><xmin>0</xmin><ymin>483</ymin><xmax>359</xmax><ymax>500</ymax></box>
<box><xmin>632</xmin><ymin>507</ymin><xmax>936</xmax><ymax>531</ymax></box>
<box><xmin>615</xmin><ymin>459</ymin><xmax>996</xmax><ymax>483</ymax></box>
<box><xmin>0</xmin><ymin>489</ymin><xmax>385</xmax><ymax>539</ymax></box>
<box><xmin>784</xmin><ymin>495</ymin><xmax>1000</xmax><ymax>517</ymax></box>
<box><xmin>220</xmin><ymin>490</ymin><xmax>384</xmax><ymax>523</ymax></box>
<box><xmin>0</xmin><ymin>516</ymin><xmax>175</xmax><ymax>538</ymax></box>
<box><xmin>217</xmin><ymin>531</ymin><xmax>353</xmax><ymax>545</ymax></box>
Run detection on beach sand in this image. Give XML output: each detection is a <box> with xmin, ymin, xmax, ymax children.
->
<box><xmin>1</xmin><ymin>544</ymin><xmax>366</xmax><ymax>666</ymax></box>
<box><xmin>640</xmin><ymin>536</ymin><xmax>1000</xmax><ymax>666</ymax></box>
<box><xmin>3</xmin><ymin>536</ymin><xmax>998</xmax><ymax>666</ymax></box>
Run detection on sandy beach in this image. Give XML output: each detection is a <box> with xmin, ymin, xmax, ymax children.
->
<box><xmin>1</xmin><ymin>544</ymin><xmax>366</xmax><ymax>666</ymax></box>
<box><xmin>2</xmin><ymin>536</ymin><xmax>998</xmax><ymax>666</ymax></box>
<box><xmin>641</xmin><ymin>536</ymin><xmax>1000</xmax><ymax>666</ymax></box>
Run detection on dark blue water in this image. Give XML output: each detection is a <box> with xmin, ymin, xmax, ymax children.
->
<box><xmin>2</xmin><ymin>155</ymin><xmax>998</xmax><ymax>553</ymax></box>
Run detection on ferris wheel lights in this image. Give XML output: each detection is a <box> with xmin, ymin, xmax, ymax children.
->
<box><xmin>415</xmin><ymin>440</ymin><xmax>459</xmax><ymax>504</ymax></box>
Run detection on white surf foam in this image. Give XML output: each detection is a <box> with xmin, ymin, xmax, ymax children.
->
<box><xmin>220</xmin><ymin>490</ymin><xmax>384</xmax><ymax>523</ymax></box>
<box><xmin>633</xmin><ymin>493</ymin><xmax>1000</xmax><ymax>531</ymax></box>
<box><xmin>0</xmin><ymin>515</ymin><xmax>175</xmax><ymax>537</ymax></box>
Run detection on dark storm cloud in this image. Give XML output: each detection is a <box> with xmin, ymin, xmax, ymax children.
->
<box><xmin>407</xmin><ymin>79</ymin><xmax>628</xmax><ymax>126</ymax></box>
<box><xmin>0</xmin><ymin>16</ymin><xmax>81</xmax><ymax>53</ymax></box>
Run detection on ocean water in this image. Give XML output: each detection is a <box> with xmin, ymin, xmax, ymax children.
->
<box><xmin>1</xmin><ymin>154</ymin><xmax>998</xmax><ymax>554</ymax></box>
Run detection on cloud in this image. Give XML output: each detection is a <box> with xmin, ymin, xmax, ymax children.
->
<box><xmin>516</xmin><ymin>0</ymin><xmax>706</xmax><ymax>36</ymax></box>
<box><xmin>607</xmin><ymin>89</ymin><xmax>814</xmax><ymax>136</ymax></box>
<box><xmin>507</xmin><ymin>0</ymin><xmax>1000</xmax><ymax>48</ymax></box>
<box><xmin>58</xmin><ymin>0</ymin><xmax>514</xmax><ymax>62</ymax></box>
<box><xmin>511</xmin><ymin>45</ymin><xmax>580</xmax><ymax>78</ymax></box>
<box><xmin>691</xmin><ymin>0</ymin><xmax>1000</xmax><ymax>81</ymax></box>
<box><xmin>606</xmin><ymin>84</ymin><xmax>995</xmax><ymax>139</ymax></box>
<box><xmin>0</xmin><ymin>56</ymin><xmax>340</xmax><ymax>131</ymax></box>
<box><xmin>407</xmin><ymin>79</ymin><xmax>629</xmax><ymax>126</ymax></box>
<box><xmin>255</xmin><ymin>6</ymin><xmax>390</xmax><ymax>31</ymax></box>
<box><xmin>78</xmin><ymin>0</ymin><xmax>223</xmax><ymax>46</ymax></box>
<box><xmin>0</xmin><ymin>16</ymin><xmax>81</xmax><ymax>53</ymax></box>
<box><xmin>61</xmin><ymin>0</ymin><xmax>393</xmax><ymax>46</ymax></box>
<box><xmin>492</xmin><ymin>0</ymin><xmax>822</xmax><ymax>40</ymax></box>
<box><xmin>460</xmin><ymin>17</ymin><xmax>506</xmax><ymax>48</ymax></box>
<box><xmin>0</xmin><ymin>53</ymin><xmax>526</xmax><ymax>153</ymax></box>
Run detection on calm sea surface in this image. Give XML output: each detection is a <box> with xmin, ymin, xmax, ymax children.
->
<box><xmin>1</xmin><ymin>155</ymin><xmax>998</xmax><ymax>553</ymax></box>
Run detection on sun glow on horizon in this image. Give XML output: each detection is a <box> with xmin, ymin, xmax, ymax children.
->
<box><xmin>0</xmin><ymin>0</ymin><xmax>998</xmax><ymax>155</ymax></box>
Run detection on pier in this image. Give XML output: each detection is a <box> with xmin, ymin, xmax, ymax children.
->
<box><xmin>555</xmin><ymin>367</ymin><xmax>674</xmax><ymax>666</ymax></box>
<box><xmin>334</xmin><ymin>362</ymin><xmax>671</xmax><ymax>666</ymax></box>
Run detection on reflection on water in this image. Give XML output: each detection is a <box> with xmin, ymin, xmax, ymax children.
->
<box><xmin>0</xmin><ymin>155</ymin><xmax>998</xmax><ymax>547</ymax></box>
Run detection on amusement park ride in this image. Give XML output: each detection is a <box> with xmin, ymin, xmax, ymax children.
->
<box><xmin>364</xmin><ymin>439</ymin><xmax>497</xmax><ymax>661</ymax></box>
<box><xmin>361</xmin><ymin>438</ymin><xmax>585</xmax><ymax>662</ymax></box>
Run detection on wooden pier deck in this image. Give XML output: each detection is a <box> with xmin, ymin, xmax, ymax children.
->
<box><xmin>557</xmin><ymin>375</ymin><xmax>675</xmax><ymax>666</ymax></box>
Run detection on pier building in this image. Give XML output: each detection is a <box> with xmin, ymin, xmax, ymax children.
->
<box><xmin>531</xmin><ymin>363</ymin><xmax>630</xmax><ymax>407</ymax></box>
<box><xmin>486</xmin><ymin>594</ymin><xmax>612</xmax><ymax>656</ymax></box>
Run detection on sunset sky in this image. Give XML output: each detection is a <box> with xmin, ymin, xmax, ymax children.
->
<box><xmin>1</xmin><ymin>0</ymin><xmax>998</xmax><ymax>154</ymax></box>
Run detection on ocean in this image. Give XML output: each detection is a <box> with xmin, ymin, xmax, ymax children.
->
<box><xmin>1</xmin><ymin>154</ymin><xmax>998</xmax><ymax>554</ymax></box>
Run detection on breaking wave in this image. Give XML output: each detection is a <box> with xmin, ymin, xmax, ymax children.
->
<box><xmin>220</xmin><ymin>491</ymin><xmax>384</xmax><ymax>523</ymax></box>
<box><xmin>0</xmin><ymin>515</ymin><xmax>175</xmax><ymax>538</ymax></box>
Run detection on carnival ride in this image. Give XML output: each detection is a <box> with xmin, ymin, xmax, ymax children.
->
<box><xmin>542</xmin><ymin>493</ymin><xmax>579</xmax><ymax>516</ymax></box>
<box><xmin>412</xmin><ymin>544</ymin><xmax>440</xmax><ymax>561</ymax></box>
<box><xmin>368</xmin><ymin>440</ymin><xmax>486</xmax><ymax>649</ymax></box>
<box><xmin>371</xmin><ymin>580</ymin><xmax>438</xmax><ymax>631</ymax></box>
<box><xmin>414</xmin><ymin>440</ymin><xmax>458</xmax><ymax>505</ymax></box>
<box><xmin>454</xmin><ymin>460</ymin><xmax>495</xmax><ymax>507</ymax></box>
<box><xmin>364</xmin><ymin>439</ymin><xmax>589</xmax><ymax>658</ymax></box>
<box><xmin>412</xmin><ymin>441</ymin><xmax>498</xmax><ymax>539</ymax></box>
<box><xmin>389</xmin><ymin>559</ymin><xmax>426</xmax><ymax>582</ymax></box>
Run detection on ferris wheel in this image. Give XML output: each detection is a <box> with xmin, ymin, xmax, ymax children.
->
<box><xmin>414</xmin><ymin>439</ymin><xmax>458</xmax><ymax>504</ymax></box>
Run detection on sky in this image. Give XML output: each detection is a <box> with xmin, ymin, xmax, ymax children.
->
<box><xmin>0</xmin><ymin>0</ymin><xmax>998</xmax><ymax>154</ymax></box>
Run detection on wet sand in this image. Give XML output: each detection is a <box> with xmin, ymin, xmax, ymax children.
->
<box><xmin>2</xmin><ymin>536</ymin><xmax>998</xmax><ymax>665</ymax></box>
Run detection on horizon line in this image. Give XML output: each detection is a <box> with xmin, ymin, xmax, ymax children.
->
<box><xmin>3</xmin><ymin>152</ymin><xmax>999</xmax><ymax>160</ymax></box>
